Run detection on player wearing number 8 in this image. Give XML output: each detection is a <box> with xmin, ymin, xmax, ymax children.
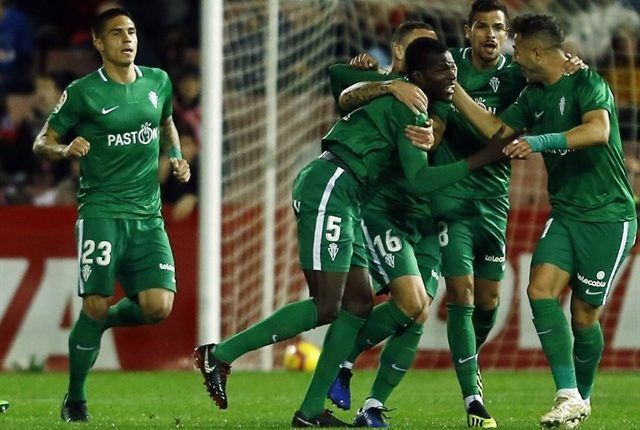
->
<box><xmin>32</xmin><ymin>8</ymin><xmax>190</xmax><ymax>422</ymax></box>
<box><xmin>452</xmin><ymin>13</ymin><xmax>637</xmax><ymax>429</ymax></box>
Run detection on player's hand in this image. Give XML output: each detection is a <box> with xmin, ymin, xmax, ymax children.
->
<box><xmin>562</xmin><ymin>53</ymin><xmax>588</xmax><ymax>76</ymax></box>
<box><xmin>503</xmin><ymin>137</ymin><xmax>532</xmax><ymax>159</ymax></box>
<box><xmin>469</xmin><ymin>126</ymin><xmax>517</xmax><ymax>169</ymax></box>
<box><xmin>406</xmin><ymin>119</ymin><xmax>434</xmax><ymax>151</ymax></box>
<box><xmin>62</xmin><ymin>137</ymin><xmax>90</xmax><ymax>158</ymax></box>
<box><xmin>349</xmin><ymin>53</ymin><xmax>378</xmax><ymax>70</ymax></box>
<box><xmin>389</xmin><ymin>80</ymin><xmax>428</xmax><ymax>115</ymax></box>
<box><xmin>171</xmin><ymin>158</ymin><xmax>191</xmax><ymax>183</ymax></box>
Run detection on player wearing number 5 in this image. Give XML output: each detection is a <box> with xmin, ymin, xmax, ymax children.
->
<box><xmin>32</xmin><ymin>8</ymin><xmax>190</xmax><ymax>422</ymax></box>
<box><xmin>452</xmin><ymin>14</ymin><xmax>637</xmax><ymax>429</ymax></box>
<box><xmin>193</xmin><ymin>37</ymin><xmax>508</xmax><ymax>426</ymax></box>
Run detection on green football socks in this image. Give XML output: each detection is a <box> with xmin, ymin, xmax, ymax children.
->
<box><xmin>447</xmin><ymin>303</ymin><xmax>479</xmax><ymax>398</ymax></box>
<box><xmin>67</xmin><ymin>311</ymin><xmax>104</xmax><ymax>402</ymax></box>
<box><xmin>104</xmin><ymin>297</ymin><xmax>148</xmax><ymax>329</ymax></box>
<box><xmin>347</xmin><ymin>301</ymin><xmax>414</xmax><ymax>363</ymax></box>
<box><xmin>473</xmin><ymin>305</ymin><xmax>498</xmax><ymax>351</ymax></box>
<box><xmin>573</xmin><ymin>322</ymin><xmax>604</xmax><ymax>399</ymax></box>
<box><xmin>214</xmin><ymin>299</ymin><xmax>318</xmax><ymax>364</ymax></box>
<box><xmin>299</xmin><ymin>309</ymin><xmax>366</xmax><ymax>418</ymax></box>
<box><xmin>531</xmin><ymin>299</ymin><xmax>577</xmax><ymax>390</ymax></box>
<box><xmin>369</xmin><ymin>321</ymin><xmax>423</xmax><ymax>403</ymax></box>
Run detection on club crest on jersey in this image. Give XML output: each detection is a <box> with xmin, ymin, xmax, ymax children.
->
<box><xmin>559</xmin><ymin>96</ymin><xmax>566</xmax><ymax>115</ymax></box>
<box><xmin>82</xmin><ymin>264</ymin><xmax>92</xmax><ymax>282</ymax></box>
<box><xmin>384</xmin><ymin>253</ymin><xmax>395</xmax><ymax>268</ymax></box>
<box><xmin>489</xmin><ymin>77</ymin><xmax>500</xmax><ymax>92</ymax></box>
<box><xmin>328</xmin><ymin>243</ymin><xmax>339</xmax><ymax>261</ymax></box>
<box><xmin>149</xmin><ymin>90</ymin><xmax>158</xmax><ymax>109</ymax></box>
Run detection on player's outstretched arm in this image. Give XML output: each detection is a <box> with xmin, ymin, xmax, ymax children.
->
<box><xmin>340</xmin><ymin>79</ymin><xmax>427</xmax><ymax>115</ymax></box>
<box><xmin>504</xmin><ymin>110</ymin><xmax>609</xmax><ymax>159</ymax></box>
<box><xmin>161</xmin><ymin>115</ymin><xmax>190</xmax><ymax>183</ymax></box>
<box><xmin>452</xmin><ymin>82</ymin><xmax>515</xmax><ymax>139</ymax></box>
<box><xmin>33</xmin><ymin>122</ymin><xmax>90</xmax><ymax>161</ymax></box>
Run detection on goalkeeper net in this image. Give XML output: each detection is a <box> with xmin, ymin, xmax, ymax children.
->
<box><xmin>219</xmin><ymin>0</ymin><xmax>640</xmax><ymax>370</ymax></box>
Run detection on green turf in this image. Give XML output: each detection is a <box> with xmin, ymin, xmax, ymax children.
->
<box><xmin>0</xmin><ymin>370</ymin><xmax>638</xmax><ymax>429</ymax></box>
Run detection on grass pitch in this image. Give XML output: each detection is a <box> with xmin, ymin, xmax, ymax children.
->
<box><xmin>0</xmin><ymin>370</ymin><xmax>638</xmax><ymax>429</ymax></box>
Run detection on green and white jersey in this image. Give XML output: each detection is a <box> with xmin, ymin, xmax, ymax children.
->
<box><xmin>433</xmin><ymin>48</ymin><xmax>527</xmax><ymax>198</ymax></box>
<box><xmin>500</xmin><ymin>68</ymin><xmax>636</xmax><ymax>222</ymax></box>
<box><xmin>49</xmin><ymin>65</ymin><xmax>173</xmax><ymax>219</ymax></box>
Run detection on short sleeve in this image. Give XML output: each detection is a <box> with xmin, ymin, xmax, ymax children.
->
<box><xmin>48</xmin><ymin>82</ymin><xmax>82</xmax><ymax>136</ymax></box>
<box><xmin>575</xmin><ymin>70</ymin><xmax>612</xmax><ymax>115</ymax></box>
<box><xmin>160</xmin><ymin>71</ymin><xmax>174</xmax><ymax>120</ymax></box>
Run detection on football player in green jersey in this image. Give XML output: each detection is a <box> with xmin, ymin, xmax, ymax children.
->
<box><xmin>452</xmin><ymin>13</ymin><xmax>637</xmax><ymax>429</ymax></box>
<box><xmin>32</xmin><ymin>8</ymin><xmax>190</xmax><ymax>422</ymax></box>
<box><xmin>193</xmin><ymin>37</ymin><xmax>509</xmax><ymax>427</ymax></box>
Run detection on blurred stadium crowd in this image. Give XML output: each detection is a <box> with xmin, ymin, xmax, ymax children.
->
<box><xmin>0</xmin><ymin>0</ymin><xmax>638</xmax><ymax>211</ymax></box>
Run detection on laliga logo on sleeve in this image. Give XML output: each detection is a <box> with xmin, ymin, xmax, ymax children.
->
<box><xmin>149</xmin><ymin>90</ymin><xmax>158</xmax><ymax>109</ymax></box>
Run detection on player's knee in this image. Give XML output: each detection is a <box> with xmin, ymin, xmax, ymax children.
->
<box><xmin>476</xmin><ymin>290</ymin><xmax>500</xmax><ymax>310</ymax></box>
<box><xmin>141</xmin><ymin>301</ymin><xmax>173</xmax><ymax>323</ymax></box>
<box><xmin>414</xmin><ymin>303</ymin><xmax>429</xmax><ymax>324</ymax></box>
<box><xmin>396</xmin><ymin>297</ymin><xmax>424</xmax><ymax>319</ymax></box>
<box><xmin>527</xmin><ymin>281</ymin><xmax>549</xmax><ymax>301</ymax></box>
<box><xmin>82</xmin><ymin>296</ymin><xmax>109</xmax><ymax>321</ymax></box>
<box><xmin>446</xmin><ymin>280</ymin><xmax>474</xmax><ymax>305</ymax></box>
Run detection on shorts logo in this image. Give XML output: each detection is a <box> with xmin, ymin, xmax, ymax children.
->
<box><xmin>328</xmin><ymin>243</ymin><xmax>339</xmax><ymax>261</ymax></box>
<box><xmin>384</xmin><ymin>254</ymin><xmax>395</xmax><ymax>268</ymax></box>
<box><xmin>292</xmin><ymin>200</ymin><xmax>301</xmax><ymax>214</ymax></box>
<box><xmin>81</xmin><ymin>264</ymin><xmax>92</xmax><ymax>282</ymax></box>
<box><xmin>159</xmin><ymin>263</ymin><xmax>175</xmax><ymax>272</ymax></box>
<box><xmin>577</xmin><ymin>272</ymin><xmax>606</xmax><ymax>288</ymax></box>
<box><xmin>484</xmin><ymin>255</ymin><xmax>505</xmax><ymax>263</ymax></box>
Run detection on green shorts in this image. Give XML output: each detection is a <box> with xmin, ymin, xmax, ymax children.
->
<box><xmin>531</xmin><ymin>215</ymin><xmax>637</xmax><ymax>306</ymax></box>
<box><xmin>75</xmin><ymin>216</ymin><xmax>176</xmax><ymax>298</ymax></box>
<box><xmin>431</xmin><ymin>194</ymin><xmax>508</xmax><ymax>281</ymax></box>
<box><xmin>292</xmin><ymin>158</ymin><xmax>367</xmax><ymax>272</ymax></box>
<box><xmin>361</xmin><ymin>209</ymin><xmax>440</xmax><ymax>299</ymax></box>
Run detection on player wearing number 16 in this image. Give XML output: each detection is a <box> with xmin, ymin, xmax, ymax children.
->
<box><xmin>32</xmin><ymin>7</ymin><xmax>190</xmax><ymax>423</ymax></box>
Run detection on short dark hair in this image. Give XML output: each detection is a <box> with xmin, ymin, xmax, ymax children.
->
<box><xmin>405</xmin><ymin>37</ymin><xmax>448</xmax><ymax>77</ymax></box>
<box><xmin>468</xmin><ymin>0</ymin><xmax>509</xmax><ymax>26</ymax></box>
<box><xmin>392</xmin><ymin>21</ymin><xmax>435</xmax><ymax>45</ymax></box>
<box><xmin>511</xmin><ymin>14</ymin><xmax>565</xmax><ymax>47</ymax></box>
<box><xmin>91</xmin><ymin>7</ymin><xmax>135</xmax><ymax>38</ymax></box>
